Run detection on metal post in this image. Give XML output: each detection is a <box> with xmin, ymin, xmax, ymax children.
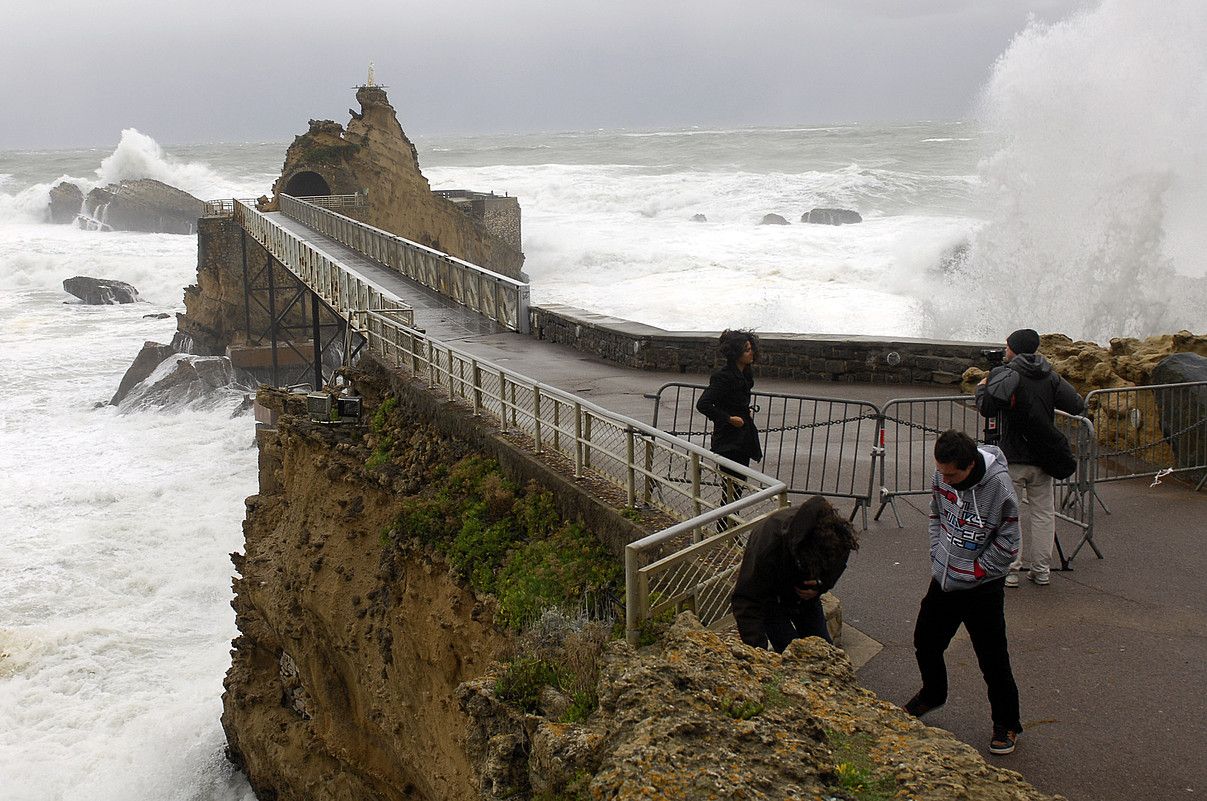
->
<box><xmin>691</xmin><ymin>452</ymin><xmax>702</xmax><ymax>517</ymax></box>
<box><xmin>499</xmin><ymin>370</ymin><xmax>508</xmax><ymax>431</ymax></box>
<box><xmin>266</xmin><ymin>253</ymin><xmax>279</xmax><ymax>388</ymax></box>
<box><xmin>643</xmin><ymin>437</ymin><xmax>654</xmax><ymax>506</ymax></box>
<box><xmin>427</xmin><ymin>340</ymin><xmax>435</xmax><ymax>388</ymax></box>
<box><xmin>625</xmin><ymin>427</ymin><xmax>636</xmax><ymax>507</ymax></box>
<box><xmin>625</xmin><ymin>546</ymin><xmax>640</xmax><ymax>646</ymax></box>
<box><xmin>533</xmin><ymin>387</ymin><xmax>543</xmax><ymax>452</ymax></box>
<box><xmin>311</xmin><ymin>294</ymin><xmax>322</xmax><ymax>390</ymax></box>
<box><xmin>472</xmin><ymin>361</ymin><xmax>482</xmax><ymax>416</ymax></box>
<box><xmin>553</xmin><ymin>401</ymin><xmax>561</xmax><ymax>452</ymax></box>
<box><xmin>574</xmin><ymin>403</ymin><xmax>584</xmax><ymax>478</ymax></box>
<box><xmin>584</xmin><ymin>416</ymin><xmax>593</xmax><ymax>470</ymax></box>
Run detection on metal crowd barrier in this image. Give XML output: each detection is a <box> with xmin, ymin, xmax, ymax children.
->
<box><xmin>873</xmin><ymin>395</ymin><xmax>1099</xmax><ymax>566</ymax></box>
<box><xmin>650</xmin><ymin>382</ymin><xmax>881</xmax><ymax>527</ymax></box>
<box><xmin>355</xmin><ymin>311</ymin><xmax>788</xmax><ymax>645</ymax></box>
<box><xmin>233</xmin><ymin>200</ymin><xmax>415</xmax><ymax>332</ymax></box>
<box><xmin>279</xmin><ymin>194</ymin><xmax>530</xmax><ymax>334</ymax></box>
<box><xmin>1085</xmin><ymin>382</ymin><xmax>1207</xmax><ymax>492</ymax></box>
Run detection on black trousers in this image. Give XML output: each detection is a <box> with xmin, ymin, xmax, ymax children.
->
<box><xmin>913</xmin><ymin>577</ymin><xmax>1022</xmax><ymax>731</ymax></box>
<box><xmin>764</xmin><ymin>596</ymin><xmax>832</xmax><ymax>650</ymax></box>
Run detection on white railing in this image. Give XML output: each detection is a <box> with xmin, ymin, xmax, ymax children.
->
<box><xmin>233</xmin><ymin>200</ymin><xmax>414</xmax><ymax>330</ymax></box>
<box><xmin>279</xmin><ymin>195</ymin><xmax>530</xmax><ymax>334</ymax></box>
<box><xmin>202</xmin><ymin>198</ymin><xmax>258</xmax><ymax>217</ymax></box>
<box><xmin>354</xmin><ymin>308</ymin><xmax>788</xmax><ymax>644</ymax></box>
<box><xmin>294</xmin><ymin>194</ymin><xmax>366</xmax><ymax>210</ymax></box>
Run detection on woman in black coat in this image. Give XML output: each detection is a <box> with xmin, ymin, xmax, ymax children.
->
<box><xmin>696</xmin><ymin>330</ymin><xmax>763</xmax><ymax>505</ymax></box>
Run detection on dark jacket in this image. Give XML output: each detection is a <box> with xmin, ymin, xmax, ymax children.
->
<box><xmin>975</xmin><ymin>353</ymin><xmax>1085</xmax><ymax>466</ymax></box>
<box><xmin>696</xmin><ymin>365</ymin><xmax>762</xmax><ymax>463</ymax></box>
<box><xmin>731</xmin><ymin>499</ymin><xmax>849</xmax><ymax>648</ymax></box>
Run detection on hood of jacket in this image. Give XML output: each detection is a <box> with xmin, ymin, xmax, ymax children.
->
<box><xmin>1008</xmin><ymin>353</ymin><xmax>1053</xmax><ymax>379</ymax></box>
<box><xmin>929</xmin><ymin>445</ymin><xmax>1020</xmax><ymax>590</ymax></box>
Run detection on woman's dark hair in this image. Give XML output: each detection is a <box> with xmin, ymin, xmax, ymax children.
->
<box><xmin>790</xmin><ymin>497</ymin><xmax>859</xmax><ymax>584</ymax></box>
<box><xmin>934</xmin><ymin>429</ymin><xmax>978</xmax><ymax>468</ymax></box>
<box><xmin>719</xmin><ymin>329</ymin><xmax>760</xmax><ymax>367</ymax></box>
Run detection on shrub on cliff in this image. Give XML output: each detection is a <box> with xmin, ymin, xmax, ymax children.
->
<box><xmin>389</xmin><ymin>455</ymin><xmax>621</xmax><ymax>630</ymax></box>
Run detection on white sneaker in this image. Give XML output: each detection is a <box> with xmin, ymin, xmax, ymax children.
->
<box><xmin>1028</xmin><ymin>571</ymin><xmax>1051</xmax><ymax>586</ymax></box>
<box><xmin>1004</xmin><ymin>573</ymin><xmax>1020</xmax><ymax>588</ymax></box>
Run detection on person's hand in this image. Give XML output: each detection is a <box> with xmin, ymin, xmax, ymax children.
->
<box><xmin>978</xmin><ymin>376</ymin><xmax>988</xmax><ymax>386</ymax></box>
<box><xmin>729</xmin><ymin>416</ymin><xmax>744</xmax><ymax>428</ymax></box>
<box><xmin>795</xmin><ymin>580</ymin><xmax>820</xmax><ymax>600</ymax></box>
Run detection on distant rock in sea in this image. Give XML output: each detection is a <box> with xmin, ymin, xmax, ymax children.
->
<box><xmin>801</xmin><ymin>208</ymin><xmax>862</xmax><ymax>225</ymax></box>
<box><xmin>690</xmin><ymin>213</ymin><xmax>707</xmax><ymax>222</ymax></box>
<box><xmin>759</xmin><ymin>213</ymin><xmax>790</xmax><ymax>226</ymax></box>
<box><xmin>80</xmin><ymin>178</ymin><xmax>204</xmax><ymax>234</ymax></box>
<box><xmin>63</xmin><ymin>276</ymin><xmax>141</xmax><ymax>305</ymax></box>
<box><xmin>47</xmin><ymin>182</ymin><xmax>84</xmax><ymax>224</ymax></box>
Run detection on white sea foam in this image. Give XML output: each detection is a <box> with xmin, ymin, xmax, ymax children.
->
<box><xmin>925</xmin><ymin>0</ymin><xmax>1207</xmax><ymax>341</ymax></box>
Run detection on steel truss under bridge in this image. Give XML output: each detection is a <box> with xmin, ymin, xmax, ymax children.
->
<box><xmin>240</xmin><ymin>230</ymin><xmax>365</xmax><ymax>389</ymax></box>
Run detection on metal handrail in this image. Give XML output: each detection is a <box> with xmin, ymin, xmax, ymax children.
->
<box><xmin>279</xmin><ymin>194</ymin><xmax>531</xmax><ymax>334</ymax></box>
<box><xmin>294</xmin><ymin>194</ymin><xmax>365</xmax><ymax>209</ymax></box>
<box><xmin>233</xmin><ymin>200</ymin><xmax>414</xmax><ymax>330</ymax></box>
<box><xmin>352</xmin><ymin>307</ymin><xmax>788</xmax><ymax>645</ymax></box>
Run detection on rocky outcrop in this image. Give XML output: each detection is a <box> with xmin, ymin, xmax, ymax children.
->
<box><xmin>111</xmin><ymin>341</ymin><xmax>177</xmax><ymax>405</ymax></box>
<box><xmin>960</xmin><ymin>330</ymin><xmax>1207</xmax><ymax>395</ymax></box>
<box><xmin>759</xmin><ymin>213</ymin><xmax>789</xmax><ymax>225</ymax></box>
<box><xmin>690</xmin><ymin>214</ymin><xmax>707</xmax><ymax>222</ymax></box>
<box><xmin>271</xmin><ymin>86</ymin><xmax>524</xmax><ymax>278</ymax></box>
<box><xmin>83</xmin><ymin>178</ymin><xmax>204</xmax><ymax>234</ymax></box>
<box><xmin>63</xmin><ymin>276</ymin><xmax>140</xmax><ymax>304</ymax></box>
<box><xmin>460</xmin><ymin>614</ymin><xmax>1061</xmax><ymax>801</ymax></box>
<box><xmin>115</xmin><ymin>354</ymin><xmax>256</xmax><ymax>411</ymax></box>
<box><xmin>802</xmin><ymin>208</ymin><xmax>863</xmax><ymax>225</ymax></box>
<box><xmin>47</xmin><ymin>182</ymin><xmax>84</xmax><ymax>224</ymax></box>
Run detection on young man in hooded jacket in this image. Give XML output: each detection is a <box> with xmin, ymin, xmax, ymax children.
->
<box><xmin>905</xmin><ymin>430</ymin><xmax>1023</xmax><ymax>756</ymax></box>
<box><xmin>975</xmin><ymin>328</ymin><xmax>1085</xmax><ymax>587</ymax></box>
<box><xmin>731</xmin><ymin>495</ymin><xmax>858</xmax><ymax>651</ymax></box>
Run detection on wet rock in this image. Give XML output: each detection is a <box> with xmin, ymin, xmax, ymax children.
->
<box><xmin>759</xmin><ymin>213</ymin><xmax>790</xmax><ymax>226</ymax></box>
<box><xmin>802</xmin><ymin>208</ymin><xmax>863</xmax><ymax>225</ymax></box>
<box><xmin>143</xmin><ymin>312</ymin><xmax>171</xmax><ymax>319</ymax></box>
<box><xmin>690</xmin><ymin>213</ymin><xmax>707</xmax><ymax>222</ymax></box>
<box><xmin>63</xmin><ymin>276</ymin><xmax>140</xmax><ymax>304</ymax></box>
<box><xmin>111</xmin><ymin>341</ymin><xmax>177</xmax><ymax>405</ymax></box>
<box><xmin>116</xmin><ymin>354</ymin><xmax>257</xmax><ymax>410</ymax></box>
<box><xmin>47</xmin><ymin>182</ymin><xmax>84</xmax><ymax>224</ymax></box>
<box><xmin>83</xmin><ymin>178</ymin><xmax>204</xmax><ymax>234</ymax></box>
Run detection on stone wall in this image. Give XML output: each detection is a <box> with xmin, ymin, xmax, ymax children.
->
<box><xmin>530</xmin><ymin>303</ymin><xmax>996</xmax><ymax>386</ymax></box>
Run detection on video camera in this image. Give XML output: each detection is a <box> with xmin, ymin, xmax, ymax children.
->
<box><xmin>981</xmin><ymin>348</ymin><xmax>1006</xmax><ymax>369</ymax></box>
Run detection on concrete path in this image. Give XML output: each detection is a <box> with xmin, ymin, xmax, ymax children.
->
<box><xmin>273</xmin><ymin>212</ymin><xmax>1206</xmax><ymax>801</ymax></box>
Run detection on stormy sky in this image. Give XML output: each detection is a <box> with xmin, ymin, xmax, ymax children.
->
<box><xmin>5</xmin><ymin>0</ymin><xmax>1090</xmax><ymax>150</ymax></box>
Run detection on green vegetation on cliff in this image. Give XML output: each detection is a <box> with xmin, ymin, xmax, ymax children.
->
<box><xmin>386</xmin><ymin>455</ymin><xmax>621</xmax><ymax>631</ymax></box>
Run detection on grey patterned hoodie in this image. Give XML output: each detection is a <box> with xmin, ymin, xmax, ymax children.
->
<box><xmin>929</xmin><ymin>445</ymin><xmax>1021</xmax><ymax>591</ymax></box>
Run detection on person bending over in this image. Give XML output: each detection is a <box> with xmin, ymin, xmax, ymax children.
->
<box><xmin>731</xmin><ymin>496</ymin><xmax>859</xmax><ymax>651</ymax></box>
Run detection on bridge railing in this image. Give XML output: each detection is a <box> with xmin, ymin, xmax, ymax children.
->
<box><xmin>202</xmin><ymin>199</ymin><xmax>257</xmax><ymax>217</ymax></box>
<box><xmin>294</xmin><ymin>194</ymin><xmax>366</xmax><ymax>211</ymax></box>
<box><xmin>355</xmin><ymin>308</ymin><xmax>788</xmax><ymax>644</ymax></box>
<box><xmin>233</xmin><ymin>200</ymin><xmax>414</xmax><ymax>330</ymax></box>
<box><xmin>279</xmin><ymin>195</ymin><xmax>530</xmax><ymax>334</ymax></box>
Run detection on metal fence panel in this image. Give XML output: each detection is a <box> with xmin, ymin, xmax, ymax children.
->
<box><xmin>1085</xmin><ymin>382</ymin><xmax>1207</xmax><ymax>490</ymax></box>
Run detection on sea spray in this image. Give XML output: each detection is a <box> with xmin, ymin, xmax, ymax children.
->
<box><xmin>927</xmin><ymin>0</ymin><xmax>1207</xmax><ymax>342</ymax></box>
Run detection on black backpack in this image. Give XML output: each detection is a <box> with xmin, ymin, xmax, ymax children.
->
<box><xmin>1012</xmin><ymin>378</ymin><xmax>1077</xmax><ymax>480</ymax></box>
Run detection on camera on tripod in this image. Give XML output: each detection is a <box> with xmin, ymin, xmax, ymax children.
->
<box><xmin>981</xmin><ymin>348</ymin><xmax>1006</xmax><ymax>369</ymax></box>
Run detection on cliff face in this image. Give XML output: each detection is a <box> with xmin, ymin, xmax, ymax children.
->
<box><xmin>225</xmin><ymin>389</ymin><xmax>511</xmax><ymax>800</ymax></box>
<box><xmin>271</xmin><ymin>86</ymin><xmax>524</xmax><ymax>279</ymax></box>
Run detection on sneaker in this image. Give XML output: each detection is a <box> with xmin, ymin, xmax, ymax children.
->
<box><xmin>903</xmin><ymin>692</ymin><xmax>943</xmax><ymax>718</ymax></box>
<box><xmin>1004</xmin><ymin>572</ymin><xmax>1020</xmax><ymax>588</ymax></box>
<box><xmin>1028</xmin><ymin>571</ymin><xmax>1051</xmax><ymax>586</ymax></box>
<box><xmin>990</xmin><ymin>725</ymin><xmax>1018</xmax><ymax>755</ymax></box>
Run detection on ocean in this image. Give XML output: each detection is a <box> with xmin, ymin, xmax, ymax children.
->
<box><xmin>1</xmin><ymin>3</ymin><xmax>1204</xmax><ymax>794</ymax></box>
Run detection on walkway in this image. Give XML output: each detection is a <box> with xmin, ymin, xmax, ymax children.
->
<box><xmin>266</xmin><ymin>209</ymin><xmax>1204</xmax><ymax>801</ymax></box>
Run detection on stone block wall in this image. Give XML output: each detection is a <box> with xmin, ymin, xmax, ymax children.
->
<box><xmin>530</xmin><ymin>303</ymin><xmax>995</xmax><ymax>386</ymax></box>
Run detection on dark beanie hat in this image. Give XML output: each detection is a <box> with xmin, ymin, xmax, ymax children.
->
<box><xmin>1007</xmin><ymin>328</ymin><xmax>1040</xmax><ymax>354</ymax></box>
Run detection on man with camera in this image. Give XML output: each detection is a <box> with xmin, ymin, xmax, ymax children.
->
<box><xmin>975</xmin><ymin>329</ymin><xmax>1085</xmax><ymax>587</ymax></box>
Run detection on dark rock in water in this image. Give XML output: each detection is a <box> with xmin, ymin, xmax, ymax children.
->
<box><xmin>82</xmin><ymin>178</ymin><xmax>204</xmax><ymax>235</ymax></box>
<box><xmin>47</xmin><ymin>182</ymin><xmax>84</xmax><ymax>224</ymax></box>
<box><xmin>801</xmin><ymin>208</ymin><xmax>862</xmax><ymax>225</ymax></box>
<box><xmin>690</xmin><ymin>214</ymin><xmax>708</xmax><ymax>222</ymax></box>
<box><xmin>939</xmin><ymin>240</ymin><xmax>971</xmax><ymax>273</ymax></box>
<box><xmin>759</xmin><ymin>213</ymin><xmax>790</xmax><ymax>226</ymax></box>
<box><xmin>63</xmin><ymin>276</ymin><xmax>141</xmax><ymax>304</ymax></box>
<box><xmin>1151</xmin><ymin>353</ymin><xmax>1207</xmax><ymax>476</ymax></box>
<box><xmin>143</xmin><ymin>312</ymin><xmax>172</xmax><ymax>319</ymax></box>
<box><xmin>117</xmin><ymin>354</ymin><xmax>258</xmax><ymax>410</ymax></box>
<box><xmin>111</xmin><ymin>341</ymin><xmax>177</xmax><ymax>405</ymax></box>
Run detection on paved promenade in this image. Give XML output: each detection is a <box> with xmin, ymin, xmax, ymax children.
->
<box><xmin>275</xmin><ymin>212</ymin><xmax>1206</xmax><ymax>801</ymax></box>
